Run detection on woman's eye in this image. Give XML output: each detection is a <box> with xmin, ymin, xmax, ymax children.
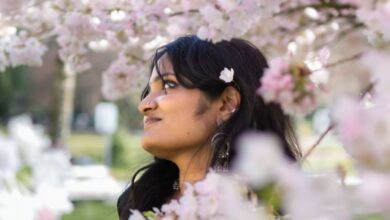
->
<box><xmin>163</xmin><ymin>80</ymin><xmax>177</xmax><ymax>89</ymax></box>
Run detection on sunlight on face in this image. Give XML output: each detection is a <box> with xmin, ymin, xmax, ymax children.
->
<box><xmin>138</xmin><ymin>56</ymin><xmax>219</xmax><ymax>160</ymax></box>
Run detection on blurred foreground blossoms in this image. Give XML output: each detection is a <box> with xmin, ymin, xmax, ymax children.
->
<box><xmin>2</xmin><ymin>0</ymin><xmax>390</xmax><ymax>219</ymax></box>
<box><xmin>0</xmin><ymin>115</ymin><xmax>73</xmax><ymax>220</ymax></box>
<box><xmin>128</xmin><ymin>132</ymin><xmax>390</xmax><ymax>220</ymax></box>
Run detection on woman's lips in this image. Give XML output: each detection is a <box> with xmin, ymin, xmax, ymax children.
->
<box><xmin>144</xmin><ymin>117</ymin><xmax>162</xmax><ymax>127</ymax></box>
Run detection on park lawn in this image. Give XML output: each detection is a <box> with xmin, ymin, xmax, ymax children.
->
<box><xmin>65</xmin><ymin>132</ymin><xmax>151</xmax><ymax>220</ymax></box>
<box><xmin>62</xmin><ymin>201</ymin><xmax>118</xmax><ymax>220</ymax></box>
<box><xmin>68</xmin><ymin>133</ymin><xmax>106</xmax><ymax>162</ymax></box>
<box><xmin>68</xmin><ymin>131</ymin><xmax>152</xmax><ymax>180</ymax></box>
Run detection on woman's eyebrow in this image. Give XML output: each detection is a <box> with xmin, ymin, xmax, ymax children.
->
<box><xmin>149</xmin><ymin>72</ymin><xmax>175</xmax><ymax>84</ymax></box>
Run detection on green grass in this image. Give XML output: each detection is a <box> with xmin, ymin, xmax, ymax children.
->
<box><xmin>67</xmin><ymin>131</ymin><xmax>152</xmax><ymax>180</ymax></box>
<box><xmin>62</xmin><ymin>201</ymin><xmax>118</xmax><ymax>220</ymax></box>
<box><xmin>68</xmin><ymin>133</ymin><xmax>106</xmax><ymax>162</ymax></box>
<box><xmin>65</xmin><ymin>131</ymin><xmax>152</xmax><ymax>219</ymax></box>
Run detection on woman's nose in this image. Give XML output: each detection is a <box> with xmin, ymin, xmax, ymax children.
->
<box><xmin>138</xmin><ymin>96</ymin><xmax>158</xmax><ymax>114</ymax></box>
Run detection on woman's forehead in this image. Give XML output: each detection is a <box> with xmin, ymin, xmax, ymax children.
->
<box><xmin>150</xmin><ymin>56</ymin><xmax>175</xmax><ymax>82</ymax></box>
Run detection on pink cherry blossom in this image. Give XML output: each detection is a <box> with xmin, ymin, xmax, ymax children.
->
<box><xmin>280</xmin><ymin>170</ymin><xmax>352</xmax><ymax>220</ymax></box>
<box><xmin>7</xmin><ymin>36</ymin><xmax>47</xmax><ymax>67</ymax></box>
<box><xmin>332</xmin><ymin>96</ymin><xmax>390</xmax><ymax>170</ymax></box>
<box><xmin>356</xmin><ymin>171</ymin><xmax>390</xmax><ymax>214</ymax></box>
<box><xmin>35</xmin><ymin>207</ymin><xmax>57</xmax><ymax>220</ymax></box>
<box><xmin>175</xmin><ymin>184</ymin><xmax>198</xmax><ymax>220</ymax></box>
<box><xmin>128</xmin><ymin>210</ymin><xmax>146</xmax><ymax>220</ymax></box>
<box><xmin>361</xmin><ymin>50</ymin><xmax>390</xmax><ymax>103</ymax></box>
<box><xmin>199</xmin><ymin>4</ymin><xmax>225</xmax><ymax>29</ymax></box>
<box><xmin>0</xmin><ymin>0</ymin><xmax>31</xmax><ymax>16</ymax></box>
<box><xmin>101</xmin><ymin>54</ymin><xmax>146</xmax><ymax>100</ymax></box>
<box><xmin>257</xmin><ymin>58</ymin><xmax>318</xmax><ymax>116</ymax></box>
<box><xmin>357</xmin><ymin>1</ymin><xmax>390</xmax><ymax>42</ymax></box>
<box><xmin>0</xmin><ymin>135</ymin><xmax>20</xmax><ymax>178</ymax></box>
<box><xmin>234</xmin><ymin>132</ymin><xmax>287</xmax><ymax>186</ymax></box>
<box><xmin>217</xmin><ymin>0</ymin><xmax>237</xmax><ymax>13</ymax></box>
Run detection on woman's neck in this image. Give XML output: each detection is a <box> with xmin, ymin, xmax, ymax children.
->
<box><xmin>172</xmin><ymin>144</ymin><xmax>212</xmax><ymax>197</ymax></box>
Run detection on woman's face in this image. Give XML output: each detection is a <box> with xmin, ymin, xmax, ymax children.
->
<box><xmin>138</xmin><ymin>56</ymin><xmax>219</xmax><ymax>160</ymax></box>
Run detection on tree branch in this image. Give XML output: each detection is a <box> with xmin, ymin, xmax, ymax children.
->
<box><xmin>300</xmin><ymin>82</ymin><xmax>375</xmax><ymax>162</ymax></box>
<box><xmin>275</xmin><ymin>2</ymin><xmax>357</xmax><ymax>16</ymax></box>
<box><xmin>323</xmin><ymin>52</ymin><xmax>363</xmax><ymax>69</ymax></box>
<box><xmin>301</xmin><ymin>123</ymin><xmax>334</xmax><ymax>162</ymax></box>
<box><xmin>168</xmin><ymin>9</ymin><xmax>199</xmax><ymax>17</ymax></box>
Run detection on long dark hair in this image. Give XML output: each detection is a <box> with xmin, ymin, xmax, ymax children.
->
<box><xmin>117</xmin><ymin>35</ymin><xmax>301</xmax><ymax>219</ymax></box>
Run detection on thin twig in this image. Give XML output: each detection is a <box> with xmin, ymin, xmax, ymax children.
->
<box><xmin>324</xmin><ymin>52</ymin><xmax>363</xmax><ymax>69</ymax></box>
<box><xmin>168</xmin><ymin>9</ymin><xmax>199</xmax><ymax>17</ymax></box>
<box><xmin>314</xmin><ymin>23</ymin><xmax>365</xmax><ymax>51</ymax></box>
<box><xmin>301</xmin><ymin>123</ymin><xmax>334</xmax><ymax>162</ymax></box>
<box><xmin>275</xmin><ymin>2</ymin><xmax>356</xmax><ymax>16</ymax></box>
<box><xmin>300</xmin><ymin>82</ymin><xmax>374</xmax><ymax>162</ymax></box>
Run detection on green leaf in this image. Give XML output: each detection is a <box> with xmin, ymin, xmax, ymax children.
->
<box><xmin>256</xmin><ymin>183</ymin><xmax>282</xmax><ymax>216</ymax></box>
<box><xmin>143</xmin><ymin>210</ymin><xmax>157</xmax><ymax>220</ymax></box>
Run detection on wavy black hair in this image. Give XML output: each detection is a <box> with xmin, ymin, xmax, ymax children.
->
<box><xmin>117</xmin><ymin>35</ymin><xmax>301</xmax><ymax>220</ymax></box>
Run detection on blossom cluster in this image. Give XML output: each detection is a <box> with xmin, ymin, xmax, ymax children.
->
<box><xmin>0</xmin><ymin>115</ymin><xmax>73</xmax><ymax>220</ymax></box>
<box><xmin>357</xmin><ymin>0</ymin><xmax>390</xmax><ymax>43</ymax></box>
<box><xmin>1</xmin><ymin>0</ymin><xmax>388</xmax><ymax>102</ymax></box>
<box><xmin>101</xmin><ymin>54</ymin><xmax>148</xmax><ymax>100</ymax></box>
<box><xmin>132</xmin><ymin>172</ymin><xmax>267</xmax><ymax>220</ymax></box>
<box><xmin>332</xmin><ymin>96</ymin><xmax>390</xmax><ymax>170</ymax></box>
<box><xmin>0</xmin><ymin>35</ymin><xmax>47</xmax><ymax>72</ymax></box>
<box><xmin>257</xmin><ymin>58</ymin><xmax>318</xmax><ymax>116</ymax></box>
<box><xmin>329</xmin><ymin>49</ymin><xmax>390</xmax><ymax>171</ymax></box>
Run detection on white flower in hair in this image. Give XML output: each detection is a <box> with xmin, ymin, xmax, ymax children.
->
<box><xmin>219</xmin><ymin>67</ymin><xmax>234</xmax><ymax>83</ymax></box>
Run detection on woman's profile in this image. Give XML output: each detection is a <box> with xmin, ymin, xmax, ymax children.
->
<box><xmin>117</xmin><ymin>35</ymin><xmax>301</xmax><ymax>220</ymax></box>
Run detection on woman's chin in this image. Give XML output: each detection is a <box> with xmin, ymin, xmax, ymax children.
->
<box><xmin>141</xmin><ymin>134</ymin><xmax>158</xmax><ymax>148</ymax></box>
<box><xmin>141</xmin><ymin>140</ymin><xmax>178</xmax><ymax>160</ymax></box>
<box><xmin>141</xmin><ymin>139</ymin><xmax>162</xmax><ymax>154</ymax></box>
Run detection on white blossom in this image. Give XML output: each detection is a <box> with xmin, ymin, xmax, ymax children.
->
<box><xmin>0</xmin><ymin>135</ymin><xmax>20</xmax><ymax>178</ymax></box>
<box><xmin>128</xmin><ymin>210</ymin><xmax>146</xmax><ymax>220</ymax></box>
<box><xmin>219</xmin><ymin>67</ymin><xmax>234</xmax><ymax>83</ymax></box>
<box><xmin>234</xmin><ymin>132</ymin><xmax>287</xmax><ymax>187</ymax></box>
<box><xmin>7</xmin><ymin>36</ymin><xmax>47</xmax><ymax>67</ymax></box>
<box><xmin>32</xmin><ymin>149</ymin><xmax>71</xmax><ymax>187</ymax></box>
<box><xmin>7</xmin><ymin>115</ymin><xmax>50</xmax><ymax>166</ymax></box>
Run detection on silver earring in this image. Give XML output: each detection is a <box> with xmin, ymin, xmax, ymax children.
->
<box><xmin>211</xmin><ymin>132</ymin><xmax>231</xmax><ymax>173</ymax></box>
<box><xmin>217</xmin><ymin>140</ymin><xmax>230</xmax><ymax>173</ymax></box>
<box><xmin>172</xmin><ymin>179</ymin><xmax>180</xmax><ymax>191</ymax></box>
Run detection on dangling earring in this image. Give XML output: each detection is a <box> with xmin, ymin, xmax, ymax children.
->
<box><xmin>217</xmin><ymin>140</ymin><xmax>230</xmax><ymax>173</ymax></box>
<box><xmin>211</xmin><ymin>132</ymin><xmax>231</xmax><ymax>173</ymax></box>
<box><xmin>172</xmin><ymin>179</ymin><xmax>180</xmax><ymax>191</ymax></box>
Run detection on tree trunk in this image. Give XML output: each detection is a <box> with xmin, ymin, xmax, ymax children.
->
<box><xmin>49</xmin><ymin>59</ymin><xmax>76</xmax><ymax>149</ymax></box>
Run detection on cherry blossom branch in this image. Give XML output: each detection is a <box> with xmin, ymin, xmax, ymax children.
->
<box><xmin>275</xmin><ymin>2</ymin><xmax>357</xmax><ymax>16</ymax></box>
<box><xmin>300</xmin><ymin>123</ymin><xmax>334</xmax><ymax>162</ymax></box>
<box><xmin>323</xmin><ymin>52</ymin><xmax>363</xmax><ymax>69</ymax></box>
<box><xmin>310</xmin><ymin>52</ymin><xmax>363</xmax><ymax>74</ymax></box>
<box><xmin>314</xmin><ymin>23</ymin><xmax>365</xmax><ymax>50</ymax></box>
<box><xmin>300</xmin><ymin>82</ymin><xmax>374</xmax><ymax>163</ymax></box>
<box><xmin>169</xmin><ymin>9</ymin><xmax>199</xmax><ymax>17</ymax></box>
<box><xmin>127</xmin><ymin>53</ymin><xmax>145</xmax><ymax>62</ymax></box>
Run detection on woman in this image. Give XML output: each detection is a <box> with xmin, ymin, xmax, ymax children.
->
<box><xmin>117</xmin><ymin>35</ymin><xmax>301</xmax><ymax>220</ymax></box>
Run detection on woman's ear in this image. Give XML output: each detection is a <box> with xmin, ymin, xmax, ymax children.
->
<box><xmin>218</xmin><ymin>86</ymin><xmax>241</xmax><ymax>122</ymax></box>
